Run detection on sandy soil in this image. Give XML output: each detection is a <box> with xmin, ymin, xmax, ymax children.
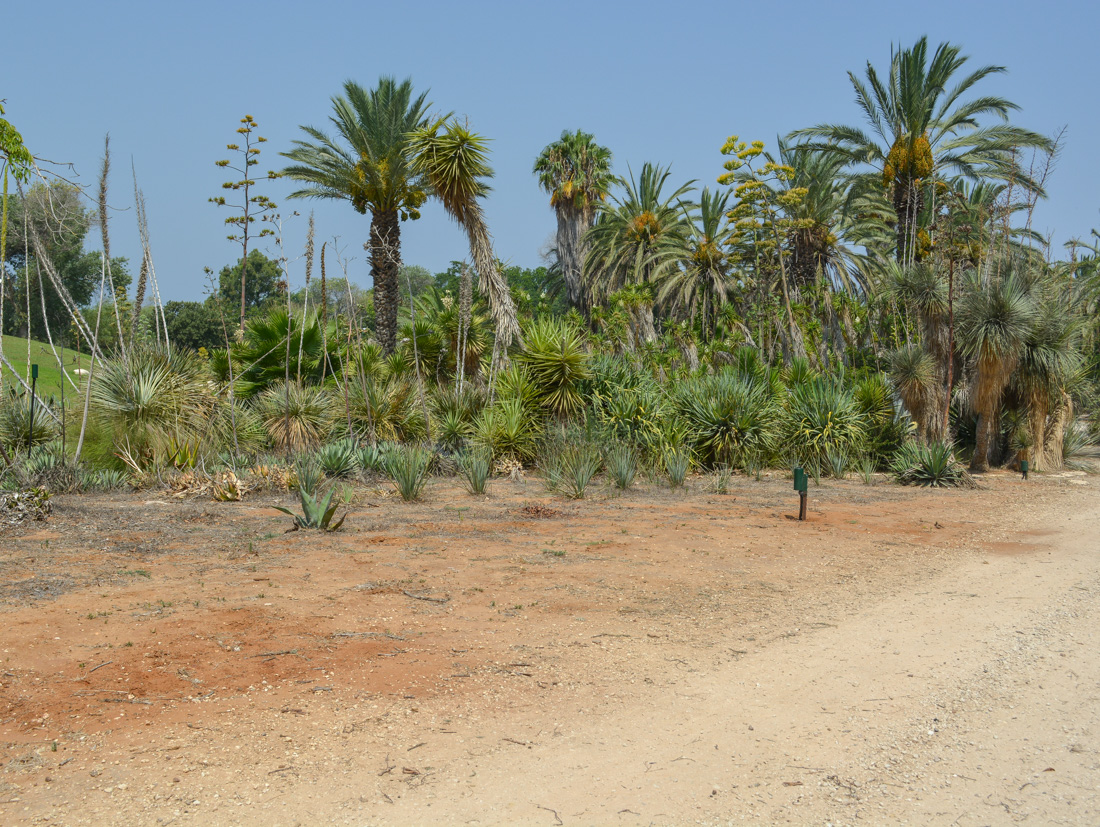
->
<box><xmin>0</xmin><ymin>468</ymin><xmax>1097</xmax><ymax>826</ymax></box>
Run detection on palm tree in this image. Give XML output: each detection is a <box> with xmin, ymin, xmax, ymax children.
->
<box><xmin>281</xmin><ymin>78</ymin><xmax>433</xmax><ymax>354</ymax></box>
<box><xmin>653</xmin><ymin>187</ymin><xmax>736</xmax><ymax>334</ymax></box>
<box><xmin>533</xmin><ymin>130</ymin><xmax>614</xmax><ymax>314</ymax></box>
<box><xmin>792</xmin><ymin>37</ymin><xmax>1052</xmax><ymax>265</ymax></box>
<box><xmin>958</xmin><ymin>263</ymin><xmax>1037</xmax><ymax>472</ymax></box>
<box><xmin>584</xmin><ymin>163</ymin><xmax>694</xmax><ymax>339</ymax></box>
<box><xmin>1011</xmin><ymin>287</ymin><xmax>1082</xmax><ymax>470</ymax></box>
<box><xmin>406</xmin><ymin>118</ymin><xmax>520</xmax><ymax>351</ymax></box>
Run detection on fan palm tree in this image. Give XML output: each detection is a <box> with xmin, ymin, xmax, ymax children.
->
<box><xmin>957</xmin><ymin>264</ymin><xmax>1037</xmax><ymax>471</ymax></box>
<box><xmin>281</xmin><ymin>78</ymin><xmax>433</xmax><ymax>354</ymax></box>
<box><xmin>584</xmin><ymin>163</ymin><xmax>694</xmax><ymax>339</ymax></box>
<box><xmin>792</xmin><ymin>37</ymin><xmax>1052</xmax><ymax>265</ymax></box>
<box><xmin>533</xmin><ymin>130</ymin><xmax>614</xmax><ymax>313</ymax></box>
<box><xmin>406</xmin><ymin>118</ymin><xmax>520</xmax><ymax>350</ymax></box>
<box><xmin>653</xmin><ymin>187</ymin><xmax>736</xmax><ymax>334</ymax></box>
<box><xmin>1011</xmin><ymin>288</ymin><xmax>1082</xmax><ymax>470</ymax></box>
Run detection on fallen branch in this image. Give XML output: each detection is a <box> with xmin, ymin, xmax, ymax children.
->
<box><xmin>537</xmin><ymin>805</ymin><xmax>563</xmax><ymax>825</ymax></box>
<box><xmin>88</xmin><ymin>661</ymin><xmax>113</xmax><ymax>674</ymax></box>
<box><xmin>402</xmin><ymin>590</ymin><xmax>449</xmax><ymax>604</ymax></box>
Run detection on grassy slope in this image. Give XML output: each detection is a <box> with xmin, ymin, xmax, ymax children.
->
<box><xmin>0</xmin><ymin>334</ymin><xmax>88</xmax><ymax>401</ymax></box>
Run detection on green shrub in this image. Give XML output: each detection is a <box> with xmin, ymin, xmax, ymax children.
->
<box><xmin>673</xmin><ymin>372</ymin><xmax>777</xmax><ymax>468</ymax></box>
<box><xmin>604</xmin><ymin>443</ymin><xmax>637</xmax><ymax>490</ymax></box>
<box><xmin>473</xmin><ymin>398</ymin><xmax>540</xmax><ymax>462</ymax></box>
<box><xmin>255</xmin><ymin>381</ymin><xmax>336</xmax><ymax>454</ymax></box>
<box><xmin>315</xmin><ymin>438</ymin><xmax>358</xmax><ymax>478</ymax></box>
<box><xmin>458</xmin><ymin>449</ymin><xmax>492</xmax><ymax>495</ymax></box>
<box><xmin>557</xmin><ymin>442</ymin><xmax>601</xmax><ymax>499</ymax></box>
<box><xmin>891</xmin><ymin>441</ymin><xmax>976</xmax><ymax>488</ymax></box>
<box><xmin>662</xmin><ymin>444</ymin><xmax>692</xmax><ymax>488</ymax></box>
<box><xmin>384</xmin><ymin>444</ymin><xmax>431</xmax><ymax>502</ymax></box>
<box><xmin>0</xmin><ymin>389</ymin><xmax>59</xmax><ymax>451</ymax></box>
<box><xmin>783</xmin><ymin>378</ymin><xmax>867</xmax><ymax>469</ymax></box>
<box><xmin>518</xmin><ymin>317</ymin><xmax>593</xmax><ymax>418</ymax></box>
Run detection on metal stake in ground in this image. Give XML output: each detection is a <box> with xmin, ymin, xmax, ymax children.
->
<box><xmin>28</xmin><ymin>363</ymin><xmax>38</xmax><ymax>457</ymax></box>
<box><xmin>793</xmin><ymin>466</ymin><xmax>808</xmax><ymax>521</ymax></box>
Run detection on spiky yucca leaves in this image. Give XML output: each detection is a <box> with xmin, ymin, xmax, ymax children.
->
<box><xmin>782</xmin><ymin>378</ymin><xmax>868</xmax><ymax>469</ymax></box>
<box><xmin>254</xmin><ymin>381</ymin><xmax>336</xmax><ymax>454</ymax></box>
<box><xmin>891</xmin><ymin>440</ymin><xmax>976</xmax><ymax>488</ymax></box>
<box><xmin>889</xmin><ymin>345</ymin><xmax>939</xmax><ymax>440</ymax></box>
<box><xmin>0</xmin><ymin>390</ymin><xmax>59</xmax><ymax>452</ymax></box>
<box><xmin>430</xmin><ymin>384</ymin><xmax>486</xmax><ymax>451</ymax></box>
<box><xmin>672</xmin><ymin>372</ymin><xmax>778</xmax><ymax>469</ymax></box>
<box><xmin>472</xmin><ymin>398</ymin><xmax>540</xmax><ymax>462</ymax></box>
<box><xmin>782</xmin><ymin>356</ymin><xmax>817</xmax><ymax>388</ymax></box>
<box><xmin>348</xmin><ymin>377</ymin><xmax>426</xmax><ymax>443</ymax></box>
<box><xmin>384</xmin><ymin>443</ymin><xmax>431</xmax><ymax>502</ymax></box>
<box><xmin>413</xmin><ymin>288</ymin><xmax>493</xmax><ymax>381</ymax></box>
<box><xmin>661</xmin><ymin>443</ymin><xmax>693</xmax><ymax>488</ymax></box>
<box><xmin>458</xmin><ymin>448</ymin><xmax>492</xmax><ymax>495</ymax></box>
<box><xmin>556</xmin><ymin>442</ymin><xmax>601</xmax><ymax>499</ymax></box>
<box><xmin>853</xmin><ymin>372</ymin><xmax>906</xmax><ymax>463</ymax></box>
<box><xmin>90</xmin><ymin>346</ymin><xmax>212</xmax><ymax>468</ymax></box>
<box><xmin>407</xmin><ymin>119</ymin><xmax>521</xmax><ymax>349</ymax></box>
<box><xmin>958</xmin><ymin>268</ymin><xmax>1037</xmax><ymax>471</ymax></box>
<box><xmin>604</xmin><ymin>442</ymin><xmax>637</xmax><ymax>490</ymax></box>
<box><xmin>517</xmin><ymin>317</ymin><xmax>593</xmax><ymax>418</ymax></box>
<box><xmin>208</xmin><ymin>399</ymin><xmax>268</xmax><ymax>457</ymax></box>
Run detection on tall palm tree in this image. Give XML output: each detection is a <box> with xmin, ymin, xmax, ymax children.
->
<box><xmin>281</xmin><ymin>78</ymin><xmax>433</xmax><ymax>354</ymax></box>
<box><xmin>533</xmin><ymin>130</ymin><xmax>614</xmax><ymax>314</ymax></box>
<box><xmin>792</xmin><ymin>37</ymin><xmax>1052</xmax><ymax>265</ymax></box>
<box><xmin>584</xmin><ymin>163</ymin><xmax>694</xmax><ymax>341</ymax></box>
<box><xmin>407</xmin><ymin>118</ymin><xmax>520</xmax><ymax>350</ymax></box>
<box><xmin>653</xmin><ymin>187</ymin><xmax>736</xmax><ymax>334</ymax></box>
<box><xmin>958</xmin><ymin>263</ymin><xmax>1037</xmax><ymax>472</ymax></box>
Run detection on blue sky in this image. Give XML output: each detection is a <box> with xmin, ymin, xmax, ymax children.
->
<box><xmin>5</xmin><ymin>0</ymin><xmax>1097</xmax><ymax>301</ymax></box>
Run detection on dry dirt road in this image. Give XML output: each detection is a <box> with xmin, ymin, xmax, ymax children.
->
<box><xmin>1</xmin><ymin>471</ymin><xmax>1097</xmax><ymax>825</ymax></box>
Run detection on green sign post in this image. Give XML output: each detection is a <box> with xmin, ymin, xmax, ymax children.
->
<box><xmin>793</xmin><ymin>466</ymin><xmax>808</xmax><ymax>521</ymax></box>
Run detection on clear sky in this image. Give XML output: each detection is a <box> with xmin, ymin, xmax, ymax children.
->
<box><xmin>5</xmin><ymin>0</ymin><xmax>1097</xmax><ymax>301</ymax></box>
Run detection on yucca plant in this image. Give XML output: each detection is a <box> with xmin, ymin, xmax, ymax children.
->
<box><xmin>472</xmin><ymin>398</ymin><xmax>540</xmax><ymax>462</ymax></box>
<box><xmin>0</xmin><ymin>390</ymin><xmax>59</xmax><ymax>452</ymax></box>
<box><xmin>458</xmin><ymin>449</ymin><xmax>492</xmax><ymax>495</ymax></box>
<box><xmin>857</xmin><ymin>454</ymin><xmax>877</xmax><ymax>485</ymax></box>
<box><xmin>316</xmin><ymin>437</ymin><xmax>358</xmax><ymax>478</ymax></box>
<box><xmin>518</xmin><ymin>317</ymin><xmax>593</xmax><ymax>418</ymax></box>
<box><xmin>384</xmin><ymin>443</ymin><xmax>431</xmax><ymax>502</ymax></box>
<box><xmin>294</xmin><ymin>457</ymin><xmax>325</xmax><ymax>496</ymax></box>
<box><xmin>255</xmin><ymin>381</ymin><xmax>336</xmax><ymax>454</ymax></box>
<box><xmin>604</xmin><ymin>442</ymin><xmax>637</xmax><ymax>490</ymax></box>
<box><xmin>825</xmin><ymin>447</ymin><xmax>849</xmax><ymax>479</ymax></box>
<box><xmin>711</xmin><ymin>464</ymin><xmax>733</xmax><ymax>494</ymax></box>
<box><xmin>891</xmin><ymin>440</ymin><xmax>976</xmax><ymax>488</ymax></box>
<box><xmin>888</xmin><ymin>345</ymin><xmax>939</xmax><ymax>441</ymax></box>
<box><xmin>662</xmin><ymin>443</ymin><xmax>692</xmax><ymax>488</ymax></box>
<box><xmin>348</xmin><ymin>377</ymin><xmax>426</xmax><ymax>443</ymax></box>
<box><xmin>783</xmin><ymin>378</ymin><xmax>867</xmax><ymax>470</ymax></box>
<box><xmin>557</xmin><ymin>442</ymin><xmax>601</xmax><ymax>498</ymax></box>
<box><xmin>673</xmin><ymin>372</ymin><xmax>777</xmax><ymax>468</ymax></box>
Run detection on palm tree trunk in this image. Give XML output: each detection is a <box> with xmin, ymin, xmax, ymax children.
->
<box><xmin>556</xmin><ymin>207</ymin><xmax>590</xmax><ymax>314</ymax></box>
<box><xmin>893</xmin><ymin>178</ymin><xmax>925</xmax><ymax>265</ymax></box>
<box><xmin>370</xmin><ymin>209</ymin><xmax>401</xmax><ymax>354</ymax></box>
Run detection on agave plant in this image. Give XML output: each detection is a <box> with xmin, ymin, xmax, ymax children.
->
<box><xmin>274</xmin><ymin>486</ymin><xmax>346</xmax><ymax>531</ymax></box>
<box><xmin>316</xmin><ymin>437</ymin><xmax>358</xmax><ymax>478</ymax></box>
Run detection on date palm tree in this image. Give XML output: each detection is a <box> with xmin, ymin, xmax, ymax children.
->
<box><xmin>281</xmin><ymin>77</ymin><xmax>433</xmax><ymax>354</ymax></box>
<box><xmin>792</xmin><ymin>36</ymin><xmax>1052</xmax><ymax>266</ymax></box>
<box><xmin>533</xmin><ymin>130</ymin><xmax>614</xmax><ymax>314</ymax></box>
<box><xmin>584</xmin><ymin>163</ymin><xmax>694</xmax><ymax>340</ymax></box>
<box><xmin>653</xmin><ymin>187</ymin><xmax>736</xmax><ymax>335</ymax></box>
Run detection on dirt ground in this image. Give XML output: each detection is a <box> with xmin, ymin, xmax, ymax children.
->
<box><xmin>0</xmin><ymin>467</ymin><xmax>1097</xmax><ymax>826</ymax></box>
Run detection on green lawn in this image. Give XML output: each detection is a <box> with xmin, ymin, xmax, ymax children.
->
<box><xmin>1</xmin><ymin>334</ymin><xmax>89</xmax><ymax>401</ymax></box>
